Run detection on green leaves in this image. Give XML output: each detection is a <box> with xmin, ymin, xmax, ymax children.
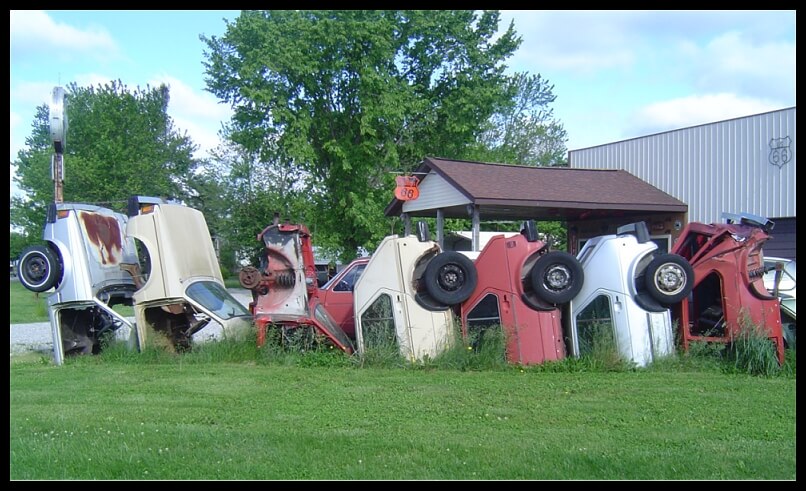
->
<box><xmin>10</xmin><ymin>81</ymin><xmax>201</xmax><ymax>239</ymax></box>
<box><xmin>202</xmin><ymin>10</ymin><xmax>522</xmax><ymax>258</ymax></box>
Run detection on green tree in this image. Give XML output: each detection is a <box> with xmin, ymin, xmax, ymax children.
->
<box><xmin>10</xmin><ymin>80</ymin><xmax>200</xmax><ymax>240</ymax></box>
<box><xmin>9</xmin><ymin>231</ymin><xmax>35</xmax><ymax>263</ymax></box>
<box><xmin>202</xmin><ymin>10</ymin><xmax>521</xmax><ymax>259</ymax></box>
<box><xmin>193</xmin><ymin>139</ymin><xmax>319</xmax><ymax>268</ymax></box>
<box><xmin>464</xmin><ymin>72</ymin><xmax>569</xmax><ymax>167</ymax></box>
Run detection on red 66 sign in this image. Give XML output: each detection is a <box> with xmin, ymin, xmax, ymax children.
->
<box><xmin>394</xmin><ymin>175</ymin><xmax>420</xmax><ymax>201</ymax></box>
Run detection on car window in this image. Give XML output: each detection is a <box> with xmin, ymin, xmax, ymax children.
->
<box><xmin>186</xmin><ymin>281</ymin><xmax>251</xmax><ymax>320</ymax></box>
<box><xmin>764</xmin><ymin>259</ymin><xmax>796</xmax><ymax>293</ymax></box>
<box><xmin>331</xmin><ymin>263</ymin><xmax>367</xmax><ymax>292</ymax></box>
<box><xmin>575</xmin><ymin>294</ymin><xmax>615</xmax><ymax>357</ymax></box>
<box><xmin>359</xmin><ymin>293</ymin><xmax>397</xmax><ymax>349</ymax></box>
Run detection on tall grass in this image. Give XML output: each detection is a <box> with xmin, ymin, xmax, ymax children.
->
<box><xmin>724</xmin><ymin>313</ymin><xmax>783</xmax><ymax>377</ymax></box>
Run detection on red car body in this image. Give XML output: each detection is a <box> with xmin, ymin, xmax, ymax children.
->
<box><xmin>239</xmin><ymin>218</ymin><xmax>355</xmax><ymax>354</ymax></box>
<box><xmin>459</xmin><ymin>228</ymin><xmax>583</xmax><ymax>365</ymax></box>
<box><xmin>317</xmin><ymin>258</ymin><xmax>369</xmax><ymax>339</ymax></box>
<box><xmin>670</xmin><ymin>213</ymin><xmax>784</xmax><ymax>364</ymax></box>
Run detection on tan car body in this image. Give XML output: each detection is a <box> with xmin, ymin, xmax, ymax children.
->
<box><xmin>126</xmin><ymin>197</ymin><xmax>252</xmax><ymax>350</ymax></box>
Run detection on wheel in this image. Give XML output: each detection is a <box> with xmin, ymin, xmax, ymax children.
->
<box><xmin>239</xmin><ymin>266</ymin><xmax>262</xmax><ymax>289</ymax></box>
<box><xmin>17</xmin><ymin>244</ymin><xmax>62</xmax><ymax>293</ymax></box>
<box><xmin>423</xmin><ymin>251</ymin><xmax>478</xmax><ymax>306</ymax></box>
<box><xmin>530</xmin><ymin>251</ymin><xmax>584</xmax><ymax>304</ymax></box>
<box><xmin>643</xmin><ymin>253</ymin><xmax>694</xmax><ymax>305</ymax></box>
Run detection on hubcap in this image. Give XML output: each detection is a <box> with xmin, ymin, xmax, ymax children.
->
<box><xmin>438</xmin><ymin>264</ymin><xmax>465</xmax><ymax>292</ymax></box>
<box><xmin>655</xmin><ymin>263</ymin><xmax>686</xmax><ymax>295</ymax></box>
<box><xmin>25</xmin><ymin>256</ymin><xmax>48</xmax><ymax>282</ymax></box>
<box><xmin>544</xmin><ymin>264</ymin><xmax>571</xmax><ymax>292</ymax></box>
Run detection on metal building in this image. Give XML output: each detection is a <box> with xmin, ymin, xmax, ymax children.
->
<box><xmin>568</xmin><ymin>107</ymin><xmax>796</xmax><ymax>259</ymax></box>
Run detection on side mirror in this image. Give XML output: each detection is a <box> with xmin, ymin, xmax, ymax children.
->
<box><xmin>416</xmin><ymin>221</ymin><xmax>431</xmax><ymax>242</ymax></box>
<box><xmin>521</xmin><ymin>220</ymin><xmax>539</xmax><ymax>242</ymax></box>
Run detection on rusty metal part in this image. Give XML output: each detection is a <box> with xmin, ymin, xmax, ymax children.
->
<box><xmin>276</xmin><ymin>272</ymin><xmax>295</xmax><ymax>287</ymax></box>
<box><xmin>239</xmin><ymin>266</ymin><xmax>262</xmax><ymax>289</ymax></box>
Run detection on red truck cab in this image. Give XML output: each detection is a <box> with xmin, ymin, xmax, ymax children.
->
<box><xmin>459</xmin><ymin>222</ymin><xmax>584</xmax><ymax>365</ymax></box>
<box><xmin>670</xmin><ymin>212</ymin><xmax>785</xmax><ymax>364</ymax></box>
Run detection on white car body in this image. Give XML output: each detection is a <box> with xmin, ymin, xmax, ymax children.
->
<box><xmin>567</xmin><ymin>224</ymin><xmax>681</xmax><ymax>367</ymax></box>
<box><xmin>353</xmin><ymin>234</ymin><xmax>455</xmax><ymax>362</ymax></box>
<box><xmin>126</xmin><ymin>197</ymin><xmax>252</xmax><ymax>351</ymax></box>
<box><xmin>21</xmin><ymin>203</ymin><xmax>141</xmax><ymax>365</ymax></box>
<box><xmin>763</xmin><ymin>257</ymin><xmax>796</xmax><ymax>347</ymax></box>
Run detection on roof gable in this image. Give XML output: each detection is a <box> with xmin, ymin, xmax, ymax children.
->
<box><xmin>385</xmin><ymin>157</ymin><xmax>687</xmax><ymax>221</ymax></box>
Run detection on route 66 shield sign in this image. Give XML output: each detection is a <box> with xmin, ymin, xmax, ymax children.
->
<box><xmin>769</xmin><ymin>136</ymin><xmax>792</xmax><ymax>169</ymax></box>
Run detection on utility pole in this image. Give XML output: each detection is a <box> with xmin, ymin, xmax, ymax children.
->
<box><xmin>49</xmin><ymin>87</ymin><xmax>67</xmax><ymax>204</ymax></box>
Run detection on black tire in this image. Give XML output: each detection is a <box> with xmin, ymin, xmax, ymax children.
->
<box><xmin>17</xmin><ymin>244</ymin><xmax>62</xmax><ymax>293</ymax></box>
<box><xmin>530</xmin><ymin>251</ymin><xmax>584</xmax><ymax>304</ymax></box>
<box><xmin>643</xmin><ymin>253</ymin><xmax>694</xmax><ymax>305</ymax></box>
<box><xmin>423</xmin><ymin>251</ymin><xmax>478</xmax><ymax>306</ymax></box>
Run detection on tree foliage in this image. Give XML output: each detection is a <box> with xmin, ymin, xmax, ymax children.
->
<box><xmin>463</xmin><ymin>72</ymin><xmax>568</xmax><ymax>167</ymax></box>
<box><xmin>202</xmin><ymin>10</ymin><xmax>522</xmax><ymax>259</ymax></box>
<box><xmin>189</xmin><ymin>139</ymin><xmax>317</xmax><ymax>269</ymax></box>
<box><xmin>10</xmin><ymin>80</ymin><xmax>200</xmax><ymax>240</ymax></box>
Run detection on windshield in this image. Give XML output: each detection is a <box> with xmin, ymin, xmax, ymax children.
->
<box><xmin>764</xmin><ymin>259</ymin><xmax>796</xmax><ymax>293</ymax></box>
<box><xmin>186</xmin><ymin>281</ymin><xmax>251</xmax><ymax>320</ymax></box>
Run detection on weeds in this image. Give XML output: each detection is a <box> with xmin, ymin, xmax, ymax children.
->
<box><xmin>724</xmin><ymin>313</ymin><xmax>782</xmax><ymax>377</ymax></box>
<box><xmin>424</xmin><ymin>323</ymin><xmax>509</xmax><ymax>372</ymax></box>
<box><xmin>25</xmin><ymin>310</ymin><xmax>795</xmax><ymax>379</ymax></box>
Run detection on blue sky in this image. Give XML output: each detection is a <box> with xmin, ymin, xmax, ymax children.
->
<box><xmin>10</xmin><ymin>10</ymin><xmax>796</xmax><ymax>198</ymax></box>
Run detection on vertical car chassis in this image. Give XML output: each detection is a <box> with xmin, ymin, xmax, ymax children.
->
<box><xmin>671</xmin><ymin>212</ymin><xmax>785</xmax><ymax>364</ymax></box>
<box><xmin>239</xmin><ymin>215</ymin><xmax>354</xmax><ymax>353</ymax></box>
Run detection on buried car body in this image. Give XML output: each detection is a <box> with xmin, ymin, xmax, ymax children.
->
<box><xmin>459</xmin><ymin>221</ymin><xmax>584</xmax><ymax>365</ymax></box>
<box><xmin>17</xmin><ymin>202</ymin><xmax>140</xmax><ymax>364</ymax></box>
<box><xmin>238</xmin><ymin>215</ymin><xmax>355</xmax><ymax>353</ymax></box>
<box><xmin>353</xmin><ymin>224</ymin><xmax>478</xmax><ymax>362</ymax></box>
<box><xmin>670</xmin><ymin>212</ymin><xmax>785</xmax><ymax>364</ymax></box>
<box><xmin>567</xmin><ymin>222</ymin><xmax>694</xmax><ymax>367</ymax></box>
<box><xmin>125</xmin><ymin>196</ymin><xmax>252</xmax><ymax>351</ymax></box>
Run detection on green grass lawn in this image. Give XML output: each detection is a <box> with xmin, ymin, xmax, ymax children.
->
<box><xmin>8</xmin><ymin>279</ymin><xmax>796</xmax><ymax>480</ymax></box>
<box><xmin>10</xmin><ymin>280</ymin><xmax>133</xmax><ymax>324</ymax></box>
<box><xmin>8</xmin><ymin>338</ymin><xmax>797</xmax><ymax>481</ymax></box>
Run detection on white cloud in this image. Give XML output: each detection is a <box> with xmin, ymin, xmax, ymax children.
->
<box><xmin>10</xmin><ymin>10</ymin><xmax>119</xmax><ymax>61</ymax></box>
<box><xmin>148</xmin><ymin>75</ymin><xmax>233</xmax><ymax>158</ymax></box>
<box><xmin>689</xmin><ymin>32</ymin><xmax>796</xmax><ymax>103</ymax></box>
<box><xmin>149</xmin><ymin>75</ymin><xmax>232</xmax><ymax>121</ymax></box>
<box><xmin>501</xmin><ymin>11</ymin><xmax>637</xmax><ymax>74</ymax></box>
<box><xmin>627</xmin><ymin>93</ymin><xmax>781</xmax><ymax>137</ymax></box>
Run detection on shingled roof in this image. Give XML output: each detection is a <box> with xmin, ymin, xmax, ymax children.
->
<box><xmin>384</xmin><ymin>157</ymin><xmax>687</xmax><ymax>221</ymax></box>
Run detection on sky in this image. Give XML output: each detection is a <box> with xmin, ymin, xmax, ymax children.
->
<box><xmin>9</xmin><ymin>10</ymin><xmax>797</xmax><ymax>199</ymax></box>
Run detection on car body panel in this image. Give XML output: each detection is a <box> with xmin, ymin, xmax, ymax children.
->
<box><xmin>670</xmin><ymin>212</ymin><xmax>785</xmax><ymax>364</ymax></box>
<box><xmin>241</xmin><ymin>220</ymin><xmax>354</xmax><ymax>353</ymax></box>
<box><xmin>44</xmin><ymin>203</ymin><xmax>139</xmax><ymax>306</ymax></box>
<box><xmin>568</xmin><ymin>228</ymin><xmax>675</xmax><ymax>367</ymax></box>
<box><xmin>29</xmin><ymin>203</ymin><xmax>140</xmax><ymax>365</ymax></box>
<box><xmin>460</xmin><ymin>233</ymin><xmax>565</xmax><ymax>365</ymax></box>
<box><xmin>126</xmin><ymin>198</ymin><xmax>252</xmax><ymax>350</ymax></box>
<box><xmin>354</xmin><ymin>235</ymin><xmax>454</xmax><ymax>362</ymax></box>
<box><xmin>317</xmin><ymin>258</ymin><xmax>369</xmax><ymax>339</ymax></box>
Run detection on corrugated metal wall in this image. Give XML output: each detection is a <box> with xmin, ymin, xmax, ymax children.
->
<box><xmin>568</xmin><ymin>107</ymin><xmax>796</xmax><ymax>225</ymax></box>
